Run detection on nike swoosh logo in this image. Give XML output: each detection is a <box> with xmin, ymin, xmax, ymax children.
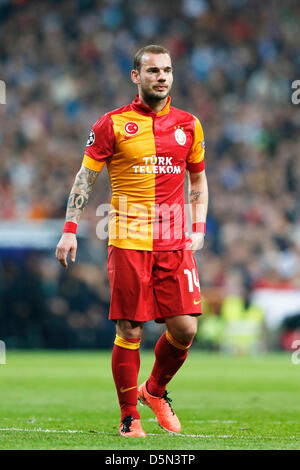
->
<box><xmin>193</xmin><ymin>300</ymin><xmax>201</xmax><ymax>305</ymax></box>
<box><xmin>120</xmin><ymin>386</ymin><xmax>137</xmax><ymax>393</ymax></box>
<box><xmin>140</xmin><ymin>392</ymin><xmax>149</xmax><ymax>406</ymax></box>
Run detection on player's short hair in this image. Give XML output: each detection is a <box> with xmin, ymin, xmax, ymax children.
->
<box><xmin>133</xmin><ymin>45</ymin><xmax>171</xmax><ymax>72</ymax></box>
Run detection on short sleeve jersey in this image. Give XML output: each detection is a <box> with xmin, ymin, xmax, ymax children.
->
<box><xmin>83</xmin><ymin>95</ymin><xmax>205</xmax><ymax>251</ymax></box>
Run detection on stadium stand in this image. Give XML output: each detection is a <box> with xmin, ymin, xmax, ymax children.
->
<box><xmin>1</xmin><ymin>0</ymin><xmax>300</xmax><ymax>349</ymax></box>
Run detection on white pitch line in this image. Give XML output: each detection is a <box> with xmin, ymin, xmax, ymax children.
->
<box><xmin>190</xmin><ymin>420</ymin><xmax>237</xmax><ymax>424</ymax></box>
<box><xmin>147</xmin><ymin>433</ymin><xmax>234</xmax><ymax>438</ymax></box>
<box><xmin>0</xmin><ymin>428</ymin><xmax>234</xmax><ymax>438</ymax></box>
<box><xmin>149</xmin><ymin>418</ymin><xmax>238</xmax><ymax>424</ymax></box>
<box><xmin>0</xmin><ymin>428</ymin><xmax>298</xmax><ymax>440</ymax></box>
<box><xmin>0</xmin><ymin>428</ymin><xmax>85</xmax><ymax>434</ymax></box>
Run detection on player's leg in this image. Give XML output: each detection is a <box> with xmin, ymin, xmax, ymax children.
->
<box><xmin>147</xmin><ymin>249</ymin><xmax>200</xmax><ymax>397</ymax></box>
<box><xmin>107</xmin><ymin>246</ymin><xmax>155</xmax><ymax>436</ymax></box>
<box><xmin>138</xmin><ymin>315</ymin><xmax>197</xmax><ymax>433</ymax></box>
<box><xmin>113</xmin><ymin>319</ymin><xmax>143</xmax><ymax>420</ymax></box>
<box><xmin>147</xmin><ymin>314</ymin><xmax>197</xmax><ymax>397</ymax></box>
<box><xmin>112</xmin><ymin>319</ymin><xmax>146</xmax><ymax>437</ymax></box>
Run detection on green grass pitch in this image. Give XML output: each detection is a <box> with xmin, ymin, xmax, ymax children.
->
<box><xmin>0</xmin><ymin>349</ymin><xmax>299</xmax><ymax>450</ymax></box>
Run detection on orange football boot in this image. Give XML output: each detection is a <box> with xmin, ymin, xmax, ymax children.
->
<box><xmin>138</xmin><ymin>381</ymin><xmax>181</xmax><ymax>433</ymax></box>
<box><xmin>119</xmin><ymin>416</ymin><xmax>146</xmax><ymax>437</ymax></box>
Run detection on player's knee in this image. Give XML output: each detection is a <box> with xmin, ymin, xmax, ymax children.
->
<box><xmin>173</xmin><ymin>325</ymin><xmax>197</xmax><ymax>346</ymax></box>
<box><xmin>116</xmin><ymin>319</ymin><xmax>143</xmax><ymax>340</ymax></box>
<box><xmin>181</xmin><ymin>328</ymin><xmax>197</xmax><ymax>345</ymax></box>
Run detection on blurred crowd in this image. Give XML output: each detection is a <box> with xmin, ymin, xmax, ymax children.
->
<box><xmin>1</xmin><ymin>0</ymin><xmax>300</xmax><ymax>306</ymax></box>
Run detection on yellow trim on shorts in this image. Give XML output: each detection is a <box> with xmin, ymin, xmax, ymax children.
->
<box><xmin>166</xmin><ymin>330</ymin><xmax>192</xmax><ymax>350</ymax></box>
<box><xmin>114</xmin><ymin>334</ymin><xmax>141</xmax><ymax>350</ymax></box>
<box><xmin>82</xmin><ymin>154</ymin><xmax>105</xmax><ymax>172</ymax></box>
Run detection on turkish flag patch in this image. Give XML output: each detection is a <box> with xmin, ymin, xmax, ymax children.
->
<box><xmin>124</xmin><ymin>121</ymin><xmax>139</xmax><ymax>136</ymax></box>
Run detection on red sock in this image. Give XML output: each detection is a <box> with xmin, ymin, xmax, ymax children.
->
<box><xmin>147</xmin><ymin>331</ymin><xmax>192</xmax><ymax>397</ymax></box>
<box><xmin>111</xmin><ymin>335</ymin><xmax>141</xmax><ymax>420</ymax></box>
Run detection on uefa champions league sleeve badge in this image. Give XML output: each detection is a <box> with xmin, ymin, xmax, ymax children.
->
<box><xmin>86</xmin><ymin>130</ymin><xmax>95</xmax><ymax>146</ymax></box>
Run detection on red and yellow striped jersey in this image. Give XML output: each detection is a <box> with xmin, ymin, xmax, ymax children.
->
<box><xmin>82</xmin><ymin>95</ymin><xmax>205</xmax><ymax>251</ymax></box>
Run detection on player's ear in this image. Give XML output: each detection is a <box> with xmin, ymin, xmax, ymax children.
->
<box><xmin>131</xmin><ymin>69</ymin><xmax>140</xmax><ymax>85</ymax></box>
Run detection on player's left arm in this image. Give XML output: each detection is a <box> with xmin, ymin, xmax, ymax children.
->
<box><xmin>188</xmin><ymin>169</ymin><xmax>208</xmax><ymax>252</ymax></box>
<box><xmin>186</xmin><ymin>116</ymin><xmax>208</xmax><ymax>252</ymax></box>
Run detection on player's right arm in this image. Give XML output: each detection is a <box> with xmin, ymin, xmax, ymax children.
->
<box><xmin>55</xmin><ymin>165</ymin><xmax>100</xmax><ymax>268</ymax></box>
<box><xmin>56</xmin><ymin>113</ymin><xmax>115</xmax><ymax>268</ymax></box>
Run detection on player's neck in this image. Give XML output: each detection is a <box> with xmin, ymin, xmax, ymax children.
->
<box><xmin>139</xmin><ymin>94</ymin><xmax>168</xmax><ymax>114</ymax></box>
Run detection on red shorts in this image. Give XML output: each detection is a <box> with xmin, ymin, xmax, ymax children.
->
<box><xmin>107</xmin><ymin>246</ymin><xmax>202</xmax><ymax>322</ymax></box>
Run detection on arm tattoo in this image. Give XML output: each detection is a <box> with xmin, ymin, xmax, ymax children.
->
<box><xmin>66</xmin><ymin>166</ymin><xmax>99</xmax><ymax>224</ymax></box>
<box><xmin>190</xmin><ymin>190</ymin><xmax>202</xmax><ymax>203</ymax></box>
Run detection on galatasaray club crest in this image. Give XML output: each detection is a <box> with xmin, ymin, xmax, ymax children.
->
<box><xmin>174</xmin><ymin>127</ymin><xmax>186</xmax><ymax>146</ymax></box>
<box><xmin>86</xmin><ymin>130</ymin><xmax>95</xmax><ymax>146</ymax></box>
<box><xmin>124</xmin><ymin>121</ymin><xmax>139</xmax><ymax>136</ymax></box>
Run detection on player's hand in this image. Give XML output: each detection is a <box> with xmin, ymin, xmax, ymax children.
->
<box><xmin>55</xmin><ymin>233</ymin><xmax>77</xmax><ymax>268</ymax></box>
<box><xmin>190</xmin><ymin>232</ymin><xmax>205</xmax><ymax>253</ymax></box>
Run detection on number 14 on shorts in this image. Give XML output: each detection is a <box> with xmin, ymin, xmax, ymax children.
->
<box><xmin>184</xmin><ymin>268</ymin><xmax>200</xmax><ymax>293</ymax></box>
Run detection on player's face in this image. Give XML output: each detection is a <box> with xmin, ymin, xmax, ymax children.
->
<box><xmin>133</xmin><ymin>53</ymin><xmax>173</xmax><ymax>101</ymax></box>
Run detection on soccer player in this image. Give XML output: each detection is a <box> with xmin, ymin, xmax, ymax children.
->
<box><xmin>56</xmin><ymin>45</ymin><xmax>208</xmax><ymax>437</ymax></box>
